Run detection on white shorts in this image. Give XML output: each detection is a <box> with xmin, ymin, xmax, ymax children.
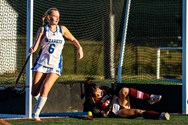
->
<box><xmin>32</xmin><ymin>63</ymin><xmax>62</xmax><ymax>76</ymax></box>
<box><xmin>112</xmin><ymin>97</ymin><xmax>120</xmax><ymax>115</ymax></box>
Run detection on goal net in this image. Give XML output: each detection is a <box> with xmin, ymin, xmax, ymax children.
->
<box><xmin>32</xmin><ymin>0</ymin><xmax>125</xmax><ymax>81</ymax></box>
<box><xmin>0</xmin><ymin>0</ymin><xmax>183</xmax><ymax>117</ymax></box>
<box><xmin>119</xmin><ymin>0</ymin><xmax>182</xmax><ymax>84</ymax></box>
<box><xmin>0</xmin><ymin>0</ymin><xmax>126</xmax><ymax>87</ymax></box>
<box><xmin>0</xmin><ymin>0</ymin><xmax>26</xmax><ymax>84</ymax></box>
<box><xmin>0</xmin><ymin>0</ymin><xmax>182</xmax><ymax>85</ymax></box>
<box><xmin>0</xmin><ymin>0</ymin><xmax>126</xmax><ymax>117</ymax></box>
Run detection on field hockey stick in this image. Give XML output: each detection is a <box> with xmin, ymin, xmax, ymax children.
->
<box><xmin>15</xmin><ymin>53</ymin><xmax>31</xmax><ymax>85</ymax></box>
<box><xmin>108</xmin><ymin>81</ymin><xmax>118</xmax><ymax>112</ymax></box>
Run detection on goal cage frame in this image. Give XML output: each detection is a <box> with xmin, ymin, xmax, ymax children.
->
<box><xmin>117</xmin><ymin>0</ymin><xmax>188</xmax><ymax>115</ymax></box>
<box><xmin>23</xmin><ymin>0</ymin><xmax>188</xmax><ymax>118</ymax></box>
<box><xmin>0</xmin><ymin>0</ymin><xmax>187</xmax><ymax>119</ymax></box>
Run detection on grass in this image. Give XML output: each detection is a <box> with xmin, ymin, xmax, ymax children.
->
<box><xmin>2</xmin><ymin>114</ymin><xmax>188</xmax><ymax>125</ymax></box>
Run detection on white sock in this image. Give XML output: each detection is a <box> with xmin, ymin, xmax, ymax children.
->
<box><xmin>33</xmin><ymin>96</ymin><xmax>47</xmax><ymax>118</ymax></box>
<box><xmin>34</xmin><ymin>93</ymin><xmax>40</xmax><ymax>100</ymax></box>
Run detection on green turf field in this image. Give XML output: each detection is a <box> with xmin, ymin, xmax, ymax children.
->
<box><xmin>1</xmin><ymin>114</ymin><xmax>188</xmax><ymax>125</ymax></box>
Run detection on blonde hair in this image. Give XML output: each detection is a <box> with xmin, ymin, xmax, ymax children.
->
<box><xmin>42</xmin><ymin>8</ymin><xmax>59</xmax><ymax>26</ymax></box>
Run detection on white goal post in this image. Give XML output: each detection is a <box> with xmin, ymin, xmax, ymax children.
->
<box><xmin>26</xmin><ymin>0</ymin><xmax>33</xmax><ymax>119</ymax></box>
<box><xmin>182</xmin><ymin>0</ymin><xmax>188</xmax><ymax>114</ymax></box>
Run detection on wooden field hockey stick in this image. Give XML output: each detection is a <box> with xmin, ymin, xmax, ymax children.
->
<box><xmin>15</xmin><ymin>53</ymin><xmax>31</xmax><ymax>85</ymax></box>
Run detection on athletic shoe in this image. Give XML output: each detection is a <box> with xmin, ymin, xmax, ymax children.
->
<box><xmin>33</xmin><ymin>117</ymin><xmax>41</xmax><ymax>122</ymax></box>
<box><xmin>159</xmin><ymin>112</ymin><xmax>170</xmax><ymax>120</ymax></box>
<box><xmin>32</xmin><ymin>114</ymin><xmax>41</xmax><ymax>122</ymax></box>
<box><xmin>148</xmin><ymin>94</ymin><xmax>162</xmax><ymax>104</ymax></box>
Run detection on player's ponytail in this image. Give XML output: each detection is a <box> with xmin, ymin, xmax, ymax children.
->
<box><xmin>42</xmin><ymin>15</ymin><xmax>46</xmax><ymax>26</ymax></box>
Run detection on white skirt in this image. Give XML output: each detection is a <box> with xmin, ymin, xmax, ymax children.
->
<box><xmin>32</xmin><ymin>63</ymin><xmax>62</xmax><ymax>76</ymax></box>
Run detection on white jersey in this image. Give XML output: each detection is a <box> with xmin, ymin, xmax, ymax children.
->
<box><xmin>34</xmin><ymin>25</ymin><xmax>65</xmax><ymax>69</ymax></box>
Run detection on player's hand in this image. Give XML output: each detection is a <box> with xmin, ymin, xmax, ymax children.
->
<box><xmin>103</xmin><ymin>111</ymin><xmax>109</xmax><ymax>117</ymax></box>
<box><xmin>77</xmin><ymin>47</ymin><xmax>83</xmax><ymax>60</ymax></box>
<box><xmin>29</xmin><ymin>47</ymin><xmax>35</xmax><ymax>53</ymax></box>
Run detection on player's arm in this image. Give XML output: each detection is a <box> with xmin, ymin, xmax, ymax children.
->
<box><xmin>62</xmin><ymin>26</ymin><xmax>83</xmax><ymax>60</ymax></box>
<box><xmin>89</xmin><ymin>97</ymin><xmax>110</xmax><ymax>117</ymax></box>
<box><xmin>30</xmin><ymin>27</ymin><xmax>44</xmax><ymax>53</ymax></box>
<box><xmin>92</xmin><ymin>107</ymin><xmax>109</xmax><ymax>117</ymax></box>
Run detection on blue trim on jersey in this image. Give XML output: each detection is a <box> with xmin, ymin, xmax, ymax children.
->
<box><xmin>44</xmin><ymin>24</ymin><xmax>62</xmax><ymax>34</ymax></box>
<box><xmin>59</xmin><ymin>25</ymin><xmax>62</xmax><ymax>33</ymax></box>
<box><xmin>59</xmin><ymin>54</ymin><xmax>63</xmax><ymax>75</ymax></box>
<box><xmin>44</xmin><ymin>25</ymin><xmax>49</xmax><ymax>32</ymax></box>
<box><xmin>32</xmin><ymin>49</ymin><xmax>42</xmax><ymax>70</ymax></box>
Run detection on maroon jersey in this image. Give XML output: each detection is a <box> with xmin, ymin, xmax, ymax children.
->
<box><xmin>90</xmin><ymin>86</ymin><xmax>116</xmax><ymax>117</ymax></box>
<box><xmin>94</xmin><ymin>94</ymin><xmax>111</xmax><ymax>109</ymax></box>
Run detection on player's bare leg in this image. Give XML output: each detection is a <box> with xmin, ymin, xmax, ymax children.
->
<box><xmin>119</xmin><ymin>87</ymin><xmax>162</xmax><ymax>105</ymax></box>
<box><xmin>118</xmin><ymin>87</ymin><xmax>131</xmax><ymax>109</ymax></box>
<box><xmin>41</xmin><ymin>73</ymin><xmax>59</xmax><ymax>97</ymax></box>
<box><xmin>32</xmin><ymin>73</ymin><xmax>59</xmax><ymax>121</ymax></box>
<box><xmin>119</xmin><ymin>108</ymin><xmax>170</xmax><ymax>120</ymax></box>
<box><xmin>118</xmin><ymin>108</ymin><xmax>145</xmax><ymax>118</ymax></box>
<box><xmin>32</xmin><ymin>72</ymin><xmax>46</xmax><ymax>97</ymax></box>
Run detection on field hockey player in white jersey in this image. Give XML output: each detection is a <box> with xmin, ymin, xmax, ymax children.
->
<box><xmin>29</xmin><ymin>8</ymin><xmax>83</xmax><ymax>121</ymax></box>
